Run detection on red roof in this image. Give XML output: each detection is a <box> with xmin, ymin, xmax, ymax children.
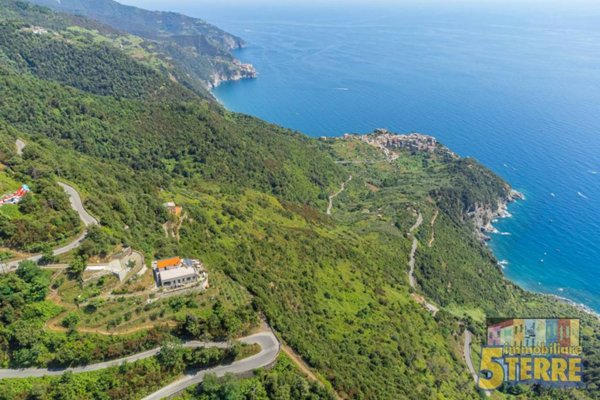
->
<box><xmin>156</xmin><ymin>257</ymin><xmax>181</xmax><ymax>269</ymax></box>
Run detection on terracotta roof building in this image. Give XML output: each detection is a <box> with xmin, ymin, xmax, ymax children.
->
<box><xmin>156</xmin><ymin>257</ymin><xmax>182</xmax><ymax>270</ymax></box>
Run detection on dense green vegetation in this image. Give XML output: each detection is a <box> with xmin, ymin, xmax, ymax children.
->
<box><xmin>28</xmin><ymin>0</ymin><xmax>255</xmax><ymax>91</ymax></box>
<box><xmin>177</xmin><ymin>355</ymin><xmax>336</xmax><ymax>400</ymax></box>
<box><xmin>0</xmin><ymin>171</ymin><xmax>80</xmax><ymax>252</ymax></box>
<box><xmin>28</xmin><ymin>0</ymin><xmax>244</xmax><ymax>51</ymax></box>
<box><xmin>327</xmin><ymin>138</ymin><xmax>600</xmax><ymax>399</ymax></box>
<box><xmin>0</xmin><ymin>343</ymin><xmax>249</xmax><ymax>400</ymax></box>
<box><xmin>0</xmin><ymin>2</ymin><xmax>598</xmax><ymax>399</ymax></box>
<box><xmin>0</xmin><ymin>21</ymin><xmax>174</xmax><ymax>99</ymax></box>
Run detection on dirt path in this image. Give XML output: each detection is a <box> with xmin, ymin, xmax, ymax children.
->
<box><xmin>327</xmin><ymin>175</ymin><xmax>352</xmax><ymax>215</ymax></box>
<box><xmin>281</xmin><ymin>345</ymin><xmax>320</xmax><ymax>383</ymax></box>
<box><xmin>174</xmin><ymin>212</ymin><xmax>187</xmax><ymax>242</ymax></box>
<box><xmin>281</xmin><ymin>344</ymin><xmax>343</xmax><ymax>400</ymax></box>
<box><xmin>428</xmin><ymin>209</ymin><xmax>439</xmax><ymax>247</ymax></box>
<box><xmin>44</xmin><ymin>296</ymin><xmax>177</xmax><ymax>336</ymax></box>
<box><xmin>44</xmin><ymin>270</ymin><xmax>175</xmax><ymax>337</ymax></box>
<box><xmin>45</xmin><ymin>283</ymin><xmax>173</xmax><ymax>336</ymax></box>
<box><xmin>162</xmin><ymin>212</ymin><xmax>188</xmax><ymax>241</ymax></box>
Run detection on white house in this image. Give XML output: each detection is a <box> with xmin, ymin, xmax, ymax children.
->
<box><xmin>153</xmin><ymin>256</ymin><xmax>208</xmax><ymax>289</ymax></box>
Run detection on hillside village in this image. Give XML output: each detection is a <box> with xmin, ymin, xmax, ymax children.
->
<box><xmin>343</xmin><ymin>129</ymin><xmax>457</xmax><ymax>161</ymax></box>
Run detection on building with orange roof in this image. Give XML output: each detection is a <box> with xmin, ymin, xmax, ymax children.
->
<box><xmin>152</xmin><ymin>256</ymin><xmax>208</xmax><ymax>290</ymax></box>
<box><xmin>155</xmin><ymin>256</ymin><xmax>182</xmax><ymax>270</ymax></box>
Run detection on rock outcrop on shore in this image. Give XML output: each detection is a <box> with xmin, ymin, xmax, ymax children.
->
<box><xmin>208</xmin><ymin>61</ymin><xmax>257</xmax><ymax>88</ymax></box>
<box><xmin>469</xmin><ymin>188</ymin><xmax>524</xmax><ymax>241</ymax></box>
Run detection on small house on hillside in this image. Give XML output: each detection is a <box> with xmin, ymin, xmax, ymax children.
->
<box><xmin>163</xmin><ymin>202</ymin><xmax>183</xmax><ymax>217</ymax></box>
<box><xmin>152</xmin><ymin>256</ymin><xmax>208</xmax><ymax>290</ymax></box>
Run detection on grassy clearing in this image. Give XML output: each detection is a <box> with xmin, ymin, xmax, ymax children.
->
<box><xmin>0</xmin><ymin>170</ymin><xmax>19</xmax><ymax>194</ymax></box>
<box><xmin>446</xmin><ymin>304</ymin><xmax>487</xmax><ymax>324</ymax></box>
<box><xmin>64</xmin><ymin>26</ymin><xmax>168</xmax><ymax>71</ymax></box>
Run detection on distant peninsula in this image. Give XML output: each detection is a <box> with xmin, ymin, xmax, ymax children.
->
<box><xmin>28</xmin><ymin>0</ymin><xmax>257</xmax><ymax>93</ymax></box>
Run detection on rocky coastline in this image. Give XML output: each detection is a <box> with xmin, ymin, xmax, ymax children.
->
<box><xmin>208</xmin><ymin>61</ymin><xmax>257</xmax><ymax>89</ymax></box>
<box><xmin>469</xmin><ymin>188</ymin><xmax>524</xmax><ymax>242</ymax></box>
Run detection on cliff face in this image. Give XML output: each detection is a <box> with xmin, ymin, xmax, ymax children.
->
<box><xmin>208</xmin><ymin>60</ymin><xmax>257</xmax><ymax>89</ymax></box>
<box><xmin>468</xmin><ymin>189</ymin><xmax>524</xmax><ymax>241</ymax></box>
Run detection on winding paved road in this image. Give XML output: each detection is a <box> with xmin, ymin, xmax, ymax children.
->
<box><xmin>0</xmin><ymin>330</ymin><xmax>279</xmax><ymax>384</ymax></box>
<box><xmin>463</xmin><ymin>330</ymin><xmax>478</xmax><ymax>382</ymax></box>
<box><xmin>407</xmin><ymin>212</ymin><xmax>423</xmax><ymax>288</ymax></box>
<box><xmin>406</xmin><ymin>212</ymin><xmax>439</xmax><ymax>314</ymax></box>
<box><xmin>143</xmin><ymin>331</ymin><xmax>280</xmax><ymax>400</ymax></box>
<box><xmin>1</xmin><ymin>182</ymin><xmax>97</xmax><ymax>272</ymax></box>
<box><xmin>57</xmin><ymin>182</ymin><xmax>97</xmax><ymax>227</ymax></box>
<box><xmin>463</xmin><ymin>330</ymin><xmax>491</xmax><ymax>397</ymax></box>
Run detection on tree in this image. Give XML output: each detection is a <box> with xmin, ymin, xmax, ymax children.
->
<box><xmin>17</xmin><ymin>193</ymin><xmax>39</xmax><ymax>214</ymax></box>
<box><xmin>77</xmin><ymin>226</ymin><xmax>115</xmax><ymax>259</ymax></box>
<box><xmin>38</xmin><ymin>245</ymin><xmax>58</xmax><ymax>266</ymax></box>
<box><xmin>27</xmin><ymin>383</ymin><xmax>48</xmax><ymax>400</ymax></box>
<box><xmin>156</xmin><ymin>341</ymin><xmax>184</xmax><ymax>371</ymax></box>
<box><xmin>181</xmin><ymin>314</ymin><xmax>207</xmax><ymax>339</ymax></box>
<box><xmin>67</xmin><ymin>257</ymin><xmax>86</xmax><ymax>280</ymax></box>
<box><xmin>15</xmin><ymin>261</ymin><xmax>48</xmax><ymax>301</ymax></box>
<box><xmin>61</xmin><ymin>312</ymin><xmax>80</xmax><ymax>332</ymax></box>
<box><xmin>16</xmin><ymin>260</ymin><xmax>42</xmax><ymax>282</ymax></box>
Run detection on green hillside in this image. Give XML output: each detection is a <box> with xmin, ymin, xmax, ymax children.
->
<box><xmin>0</xmin><ymin>2</ymin><xmax>598</xmax><ymax>399</ymax></box>
<box><xmin>27</xmin><ymin>0</ymin><xmax>257</xmax><ymax>90</ymax></box>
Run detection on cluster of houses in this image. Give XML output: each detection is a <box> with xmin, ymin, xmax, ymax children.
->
<box><xmin>0</xmin><ymin>184</ymin><xmax>30</xmax><ymax>206</ymax></box>
<box><xmin>367</xmin><ymin>130</ymin><xmax>439</xmax><ymax>153</ymax></box>
<box><xmin>487</xmin><ymin>318</ymin><xmax>580</xmax><ymax>348</ymax></box>
<box><xmin>152</xmin><ymin>256</ymin><xmax>208</xmax><ymax>290</ymax></box>
<box><xmin>344</xmin><ymin>129</ymin><xmax>443</xmax><ymax>155</ymax></box>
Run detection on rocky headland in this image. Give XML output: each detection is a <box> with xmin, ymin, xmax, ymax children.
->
<box><xmin>208</xmin><ymin>60</ymin><xmax>257</xmax><ymax>88</ymax></box>
<box><xmin>344</xmin><ymin>129</ymin><xmax>524</xmax><ymax>243</ymax></box>
<box><xmin>468</xmin><ymin>188</ymin><xmax>524</xmax><ymax>242</ymax></box>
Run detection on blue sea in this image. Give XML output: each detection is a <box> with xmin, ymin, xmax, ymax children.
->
<box><xmin>137</xmin><ymin>1</ymin><xmax>600</xmax><ymax>312</ymax></box>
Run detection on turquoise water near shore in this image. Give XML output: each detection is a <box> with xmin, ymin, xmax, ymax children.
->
<box><xmin>143</xmin><ymin>2</ymin><xmax>600</xmax><ymax>311</ymax></box>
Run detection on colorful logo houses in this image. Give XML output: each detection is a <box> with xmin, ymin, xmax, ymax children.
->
<box><xmin>487</xmin><ymin>318</ymin><xmax>580</xmax><ymax>348</ymax></box>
